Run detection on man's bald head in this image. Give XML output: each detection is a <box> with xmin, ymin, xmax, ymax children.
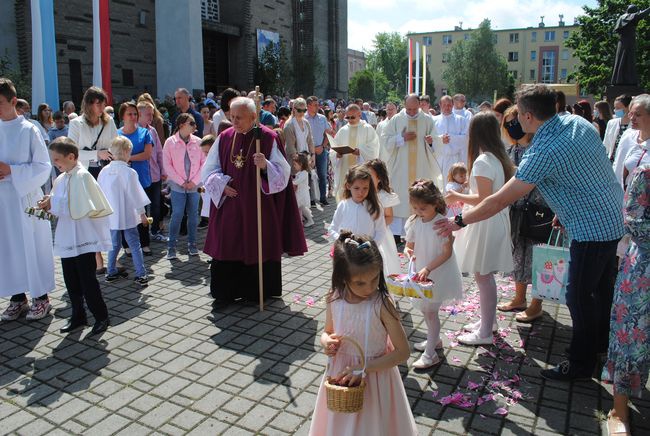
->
<box><xmin>404</xmin><ymin>94</ymin><xmax>420</xmax><ymax>117</ymax></box>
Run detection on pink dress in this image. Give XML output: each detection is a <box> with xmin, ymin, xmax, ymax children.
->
<box><xmin>309</xmin><ymin>294</ymin><xmax>418</xmax><ymax>436</ymax></box>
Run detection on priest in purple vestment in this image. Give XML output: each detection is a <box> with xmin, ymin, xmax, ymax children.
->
<box><xmin>201</xmin><ymin>97</ymin><xmax>307</xmax><ymax>309</ymax></box>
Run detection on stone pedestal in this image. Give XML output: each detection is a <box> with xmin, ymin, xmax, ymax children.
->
<box><xmin>606</xmin><ymin>84</ymin><xmax>647</xmax><ymax>103</ymax></box>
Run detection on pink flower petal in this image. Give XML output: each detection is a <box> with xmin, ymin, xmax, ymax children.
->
<box><xmin>306</xmin><ymin>297</ymin><xmax>315</xmax><ymax>307</ymax></box>
<box><xmin>494</xmin><ymin>407</ymin><xmax>508</xmax><ymax>416</ymax></box>
<box><xmin>431</xmin><ymin>390</ymin><xmax>438</xmax><ymax>398</ymax></box>
<box><xmin>467</xmin><ymin>381</ymin><xmax>481</xmax><ymax>390</ymax></box>
<box><xmin>452</xmin><ymin>356</ymin><xmax>462</xmax><ymax>364</ymax></box>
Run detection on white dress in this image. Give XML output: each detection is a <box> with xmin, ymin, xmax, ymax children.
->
<box><xmin>406</xmin><ymin>215</ymin><xmax>463</xmax><ymax>304</ymax></box>
<box><xmin>50</xmin><ymin>171</ymin><xmax>113</xmax><ymax>258</ymax></box>
<box><xmin>328</xmin><ymin>199</ymin><xmax>387</xmax><ymax>243</ymax></box>
<box><xmin>97</xmin><ymin>161</ymin><xmax>150</xmax><ymax>230</ymax></box>
<box><xmin>454</xmin><ymin>152</ymin><xmax>513</xmax><ymax>274</ymax></box>
<box><xmin>0</xmin><ymin>117</ymin><xmax>55</xmax><ymax>298</ymax></box>
<box><xmin>293</xmin><ymin>170</ymin><xmax>311</xmax><ymax>209</ymax></box>
<box><xmin>377</xmin><ymin>190</ymin><xmax>402</xmax><ymax>275</ymax></box>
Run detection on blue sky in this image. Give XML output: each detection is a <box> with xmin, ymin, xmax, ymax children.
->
<box><xmin>348</xmin><ymin>0</ymin><xmax>599</xmax><ymax>51</ymax></box>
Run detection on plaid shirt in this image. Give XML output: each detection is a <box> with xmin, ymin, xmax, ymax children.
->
<box><xmin>516</xmin><ymin>114</ymin><xmax>624</xmax><ymax>242</ymax></box>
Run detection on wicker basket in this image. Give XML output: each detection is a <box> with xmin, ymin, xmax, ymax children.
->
<box><xmin>324</xmin><ymin>336</ymin><xmax>366</xmax><ymax>413</ymax></box>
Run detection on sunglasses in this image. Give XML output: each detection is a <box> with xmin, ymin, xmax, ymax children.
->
<box><xmin>295</xmin><ymin>108</ymin><xmax>307</xmax><ymax>113</ymax></box>
<box><xmin>345</xmin><ymin>116</ymin><xmax>357</xmax><ymax>120</ymax></box>
<box><xmin>188</xmin><ymin>121</ymin><xmax>196</xmax><ymax>127</ymax></box>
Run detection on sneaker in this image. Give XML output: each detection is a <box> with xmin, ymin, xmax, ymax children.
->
<box><xmin>197</xmin><ymin>218</ymin><xmax>209</xmax><ymax>229</ymax></box>
<box><xmin>166</xmin><ymin>249</ymin><xmax>177</xmax><ymax>260</ymax></box>
<box><xmin>134</xmin><ymin>276</ymin><xmax>149</xmax><ymax>288</ymax></box>
<box><xmin>151</xmin><ymin>232</ymin><xmax>169</xmax><ymax>242</ymax></box>
<box><xmin>310</xmin><ymin>200</ymin><xmax>316</xmax><ymax>208</ymax></box>
<box><xmin>457</xmin><ymin>331</ymin><xmax>494</xmax><ymax>346</ymax></box>
<box><xmin>1</xmin><ymin>300</ymin><xmax>29</xmax><ymax>321</ymax></box>
<box><xmin>462</xmin><ymin>319</ymin><xmax>498</xmax><ymax>333</ymax></box>
<box><xmin>412</xmin><ymin>353</ymin><xmax>441</xmax><ymax>369</ymax></box>
<box><xmin>540</xmin><ymin>360</ymin><xmax>592</xmax><ymax>382</ymax></box>
<box><xmin>320</xmin><ymin>199</ymin><xmax>329</xmax><ymax>206</ymax></box>
<box><xmin>26</xmin><ymin>299</ymin><xmax>52</xmax><ymax>320</ymax></box>
<box><xmin>304</xmin><ymin>218</ymin><xmax>315</xmax><ymax>228</ymax></box>
<box><xmin>105</xmin><ymin>271</ymin><xmax>129</xmax><ymax>283</ymax></box>
<box><xmin>188</xmin><ymin>246</ymin><xmax>200</xmax><ymax>256</ymax></box>
<box><xmin>414</xmin><ymin>340</ymin><xmax>443</xmax><ymax>352</ymax></box>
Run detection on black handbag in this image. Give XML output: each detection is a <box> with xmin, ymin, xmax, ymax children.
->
<box><xmin>519</xmin><ymin>199</ymin><xmax>554</xmax><ymax>243</ymax></box>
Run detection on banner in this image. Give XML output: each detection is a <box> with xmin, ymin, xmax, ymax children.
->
<box><xmin>93</xmin><ymin>0</ymin><xmax>112</xmax><ymax>103</ymax></box>
<box><xmin>31</xmin><ymin>0</ymin><xmax>59</xmax><ymax>110</ymax></box>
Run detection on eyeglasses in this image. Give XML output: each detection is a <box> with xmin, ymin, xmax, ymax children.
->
<box><xmin>295</xmin><ymin>108</ymin><xmax>306</xmax><ymax>113</ymax></box>
<box><xmin>345</xmin><ymin>116</ymin><xmax>357</xmax><ymax>120</ymax></box>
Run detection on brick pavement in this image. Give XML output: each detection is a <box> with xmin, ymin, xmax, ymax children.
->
<box><xmin>1</xmin><ymin>202</ymin><xmax>649</xmax><ymax>435</ymax></box>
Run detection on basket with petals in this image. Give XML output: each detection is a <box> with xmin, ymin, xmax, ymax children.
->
<box><xmin>324</xmin><ymin>336</ymin><xmax>366</xmax><ymax>413</ymax></box>
<box><xmin>386</xmin><ymin>259</ymin><xmax>434</xmax><ymax>299</ymax></box>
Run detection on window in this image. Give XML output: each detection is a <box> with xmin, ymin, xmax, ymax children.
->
<box><xmin>529</xmin><ymin>69</ymin><xmax>536</xmax><ymax>80</ymax></box>
<box><xmin>531</xmin><ymin>50</ymin><xmax>537</xmax><ymax>61</ymax></box>
<box><xmin>442</xmin><ymin>53</ymin><xmax>449</xmax><ymax>63</ymax></box>
<box><xmin>563</xmin><ymin>30</ymin><xmax>570</xmax><ymax>39</ymax></box>
<box><xmin>561</xmin><ymin>68</ymin><xmax>568</xmax><ymax>80</ymax></box>
<box><xmin>442</xmin><ymin>34</ymin><xmax>452</xmax><ymax>45</ymax></box>
<box><xmin>510</xmin><ymin>70</ymin><xmax>518</xmax><ymax>79</ymax></box>
<box><xmin>531</xmin><ymin>31</ymin><xmax>537</xmax><ymax>42</ymax></box>
<box><xmin>509</xmin><ymin>32</ymin><xmax>519</xmax><ymax>43</ymax></box>
<box><xmin>508</xmin><ymin>51</ymin><xmax>519</xmax><ymax>62</ymax></box>
<box><xmin>422</xmin><ymin>36</ymin><xmax>432</xmax><ymax>46</ymax></box>
<box><xmin>561</xmin><ymin>49</ymin><xmax>569</xmax><ymax>60</ymax></box>
<box><xmin>544</xmin><ymin>30</ymin><xmax>556</xmax><ymax>41</ymax></box>
<box><xmin>122</xmin><ymin>68</ymin><xmax>134</xmax><ymax>86</ymax></box>
<box><xmin>541</xmin><ymin>50</ymin><xmax>556</xmax><ymax>83</ymax></box>
<box><xmin>426</xmin><ymin>54</ymin><xmax>431</xmax><ymax>63</ymax></box>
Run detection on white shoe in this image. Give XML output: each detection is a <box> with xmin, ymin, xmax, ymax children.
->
<box><xmin>462</xmin><ymin>319</ymin><xmax>498</xmax><ymax>333</ymax></box>
<box><xmin>1</xmin><ymin>300</ymin><xmax>29</xmax><ymax>321</ymax></box>
<box><xmin>304</xmin><ymin>219</ymin><xmax>314</xmax><ymax>228</ymax></box>
<box><xmin>457</xmin><ymin>331</ymin><xmax>494</xmax><ymax>346</ymax></box>
<box><xmin>413</xmin><ymin>339</ymin><xmax>443</xmax><ymax>352</ymax></box>
<box><xmin>412</xmin><ymin>353</ymin><xmax>441</xmax><ymax>369</ymax></box>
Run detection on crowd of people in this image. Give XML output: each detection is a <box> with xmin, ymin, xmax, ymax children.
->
<box><xmin>1</xmin><ymin>76</ymin><xmax>648</xmax><ymax>435</ymax></box>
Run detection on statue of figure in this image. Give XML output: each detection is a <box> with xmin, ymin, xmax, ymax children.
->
<box><xmin>611</xmin><ymin>5</ymin><xmax>650</xmax><ymax>85</ymax></box>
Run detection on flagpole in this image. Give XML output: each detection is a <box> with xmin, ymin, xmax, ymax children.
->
<box><xmin>422</xmin><ymin>44</ymin><xmax>426</xmax><ymax>96</ymax></box>
<box><xmin>408</xmin><ymin>39</ymin><xmax>413</xmax><ymax>94</ymax></box>
<box><xmin>415</xmin><ymin>42</ymin><xmax>420</xmax><ymax>95</ymax></box>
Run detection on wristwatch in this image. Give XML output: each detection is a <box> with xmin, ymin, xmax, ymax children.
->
<box><xmin>454</xmin><ymin>213</ymin><xmax>467</xmax><ymax>228</ymax></box>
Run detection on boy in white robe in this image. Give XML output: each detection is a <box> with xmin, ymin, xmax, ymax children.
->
<box><xmin>0</xmin><ymin>78</ymin><xmax>55</xmax><ymax>321</ymax></box>
<box><xmin>98</xmin><ymin>137</ymin><xmax>151</xmax><ymax>286</ymax></box>
<box><xmin>39</xmin><ymin>137</ymin><xmax>113</xmax><ymax>335</ymax></box>
<box><xmin>330</xmin><ymin>104</ymin><xmax>379</xmax><ymax>202</ymax></box>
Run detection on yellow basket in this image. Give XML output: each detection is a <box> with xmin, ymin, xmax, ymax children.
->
<box><xmin>386</xmin><ymin>274</ymin><xmax>434</xmax><ymax>299</ymax></box>
<box><xmin>324</xmin><ymin>336</ymin><xmax>366</xmax><ymax>413</ymax></box>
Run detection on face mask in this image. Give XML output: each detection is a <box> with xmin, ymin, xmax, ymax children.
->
<box><xmin>614</xmin><ymin>109</ymin><xmax>625</xmax><ymax>118</ymax></box>
<box><xmin>593</xmin><ymin>110</ymin><xmax>599</xmax><ymax>119</ymax></box>
<box><xmin>506</xmin><ymin>119</ymin><xmax>525</xmax><ymax>140</ymax></box>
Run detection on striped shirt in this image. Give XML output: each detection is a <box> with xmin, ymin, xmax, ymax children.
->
<box><xmin>516</xmin><ymin>114</ymin><xmax>624</xmax><ymax>242</ymax></box>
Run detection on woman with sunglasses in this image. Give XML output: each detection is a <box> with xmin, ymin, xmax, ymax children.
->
<box><xmin>118</xmin><ymin>102</ymin><xmax>154</xmax><ymax>255</ymax></box>
<box><xmin>162</xmin><ymin>113</ymin><xmax>206</xmax><ymax>260</ymax></box>
<box><xmin>283</xmin><ymin>97</ymin><xmax>314</xmax><ymax>163</ymax></box>
<box><xmin>497</xmin><ymin>106</ymin><xmax>550</xmax><ymax>323</ymax></box>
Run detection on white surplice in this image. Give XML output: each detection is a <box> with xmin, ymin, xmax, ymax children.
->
<box><xmin>433</xmin><ymin>112</ymin><xmax>469</xmax><ymax>176</ymax></box>
<box><xmin>380</xmin><ymin>109</ymin><xmax>443</xmax><ymax>219</ymax></box>
<box><xmin>330</xmin><ymin>122</ymin><xmax>379</xmax><ymax>202</ymax></box>
<box><xmin>376</xmin><ymin>118</ymin><xmax>390</xmax><ymax>162</ymax></box>
<box><xmin>0</xmin><ymin>117</ymin><xmax>55</xmax><ymax>298</ymax></box>
<box><xmin>97</xmin><ymin>161</ymin><xmax>150</xmax><ymax>230</ymax></box>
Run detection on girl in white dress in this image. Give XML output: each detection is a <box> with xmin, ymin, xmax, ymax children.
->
<box><xmin>404</xmin><ymin>179</ymin><xmax>463</xmax><ymax>368</ymax></box>
<box><xmin>447</xmin><ymin>112</ymin><xmax>515</xmax><ymax>345</ymax></box>
<box><xmin>364</xmin><ymin>159</ymin><xmax>401</xmax><ymax>275</ymax></box>
<box><xmin>328</xmin><ymin>166</ymin><xmax>387</xmax><ymax>253</ymax></box>
<box><xmin>292</xmin><ymin>152</ymin><xmax>314</xmax><ymax>227</ymax></box>
<box><xmin>444</xmin><ymin>163</ymin><xmax>469</xmax><ymax>217</ymax></box>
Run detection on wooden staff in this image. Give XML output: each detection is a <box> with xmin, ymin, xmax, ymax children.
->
<box><xmin>254</xmin><ymin>86</ymin><xmax>264</xmax><ymax>312</ymax></box>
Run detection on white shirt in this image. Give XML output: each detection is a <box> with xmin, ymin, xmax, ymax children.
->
<box><xmin>328</xmin><ymin>198</ymin><xmax>387</xmax><ymax>244</ymax></box>
<box><xmin>68</xmin><ymin>115</ymin><xmax>118</xmax><ymax>167</ymax></box>
<box><xmin>97</xmin><ymin>161</ymin><xmax>150</xmax><ymax>230</ymax></box>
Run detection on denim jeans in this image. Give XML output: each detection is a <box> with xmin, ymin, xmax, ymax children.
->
<box><xmin>169</xmin><ymin>190</ymin><xmax>199</xmax><ymax>249</ymax></box>
<box><xmin>315</xmin><ymin>149</ymin><xmax>329</xmax><ymax>201</ymax></box>
<box><xmin>565</xmin><ymin>239</ymin><xmax>618</xmax><ymax>374</ymax></box>
<box><xmin>109</xmin><ymin>228</ymin><xmax>146</xmax><ymax>277</ymax></box>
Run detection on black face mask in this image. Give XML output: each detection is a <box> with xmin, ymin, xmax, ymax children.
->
<box><xmin>506</xmin><ymin>119</ymin><xmax>525</xmax><ymax>140</ymax></box>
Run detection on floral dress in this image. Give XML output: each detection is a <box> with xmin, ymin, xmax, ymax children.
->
<box><xmin>602</xmin><ymin>165</ymin><xmax>650</xmax><ymax>397</ymax></box>
<box><xmin>508</xmin><ymin>143</ymin><xmax>551</xmax><ymax>283</ymax></box>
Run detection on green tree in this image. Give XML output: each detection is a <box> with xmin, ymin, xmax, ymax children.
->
<box><xmin>366</xmin><ymin>32</ymin><xmax>408</xmax><ymax>98</ymax></box>
<box><xmin>442</xmin><ymin>19</ymin><xmax>514</xmax><ymax>103</ymax></box>
<box><xmin>349</xmin><ymin>69</ymin><xmax>389</xmax><ymax>102</ymax></box>
<box><xmin>0</xmin><ymin>53</ymin><xmax>30</xmax><ymax>103</ymax></box>
<box><xmin>567</xmin><ymin>0</ymin><xmax>650</xmax><ymax>96</ymax></box>
<box><xmin>255</xmin><ymin>41</ymin><xmax>293</xmax><ymax>96</ymax></box>
<box><xmin>294</xmin><ymin>46</ymin><xmax>324</xmax><ymax>96</ymax></box>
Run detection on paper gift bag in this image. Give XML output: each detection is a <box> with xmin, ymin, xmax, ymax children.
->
<box><xmin>531</xmin><ymin>230</ymin><xmax>570</xmax><ymax>304</ymax></box>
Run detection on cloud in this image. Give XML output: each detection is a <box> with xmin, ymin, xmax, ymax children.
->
<box><xmin>349</xmin><ymin>0</ymin><xmax>594</xmax><ymax>50</ymax></box>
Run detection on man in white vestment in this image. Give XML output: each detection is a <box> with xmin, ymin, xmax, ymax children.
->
<box><xmin>433</xmin><ymin>95</ymin><xmax>470</xmax><ymax>176</ymax></box>
<box><xmin>330</xmin><ymin>104</ymin><xmax>379</xmax><ymax>201</ymax></box>
<box><xmin>453</xmin><ymin>93</ymin><xmax>473</xmax><ymax>121</ymax></box>
<box><xmin>377</xmin><ymin>102</ymin><xmax>398</xmax><ymax>162</ymax></box>
<box><xmin>0</xmin><ymin>78</ymin><xmax>55</xmax><ymax>321</ymax></box>
<box><xmin>381</xmin><ymin>94</ymin><xmax>443</xmax><ymax>236</ymax></box>
<box><xmin>362</xmin><ymin>102</ymin><xmax>378</xmax><ymax>128</ymax></box>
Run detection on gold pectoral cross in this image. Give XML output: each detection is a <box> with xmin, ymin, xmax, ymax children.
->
<box><xmin>234</xmin><ymin>150</ymin><xmax>245</xmax><ymax>169</ymax></box>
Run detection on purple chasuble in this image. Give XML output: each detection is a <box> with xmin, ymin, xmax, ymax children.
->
<box><xmin>204</xmin><ymin>125</ymin><xmax>307</xmax><ymax>264</ymax></box>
